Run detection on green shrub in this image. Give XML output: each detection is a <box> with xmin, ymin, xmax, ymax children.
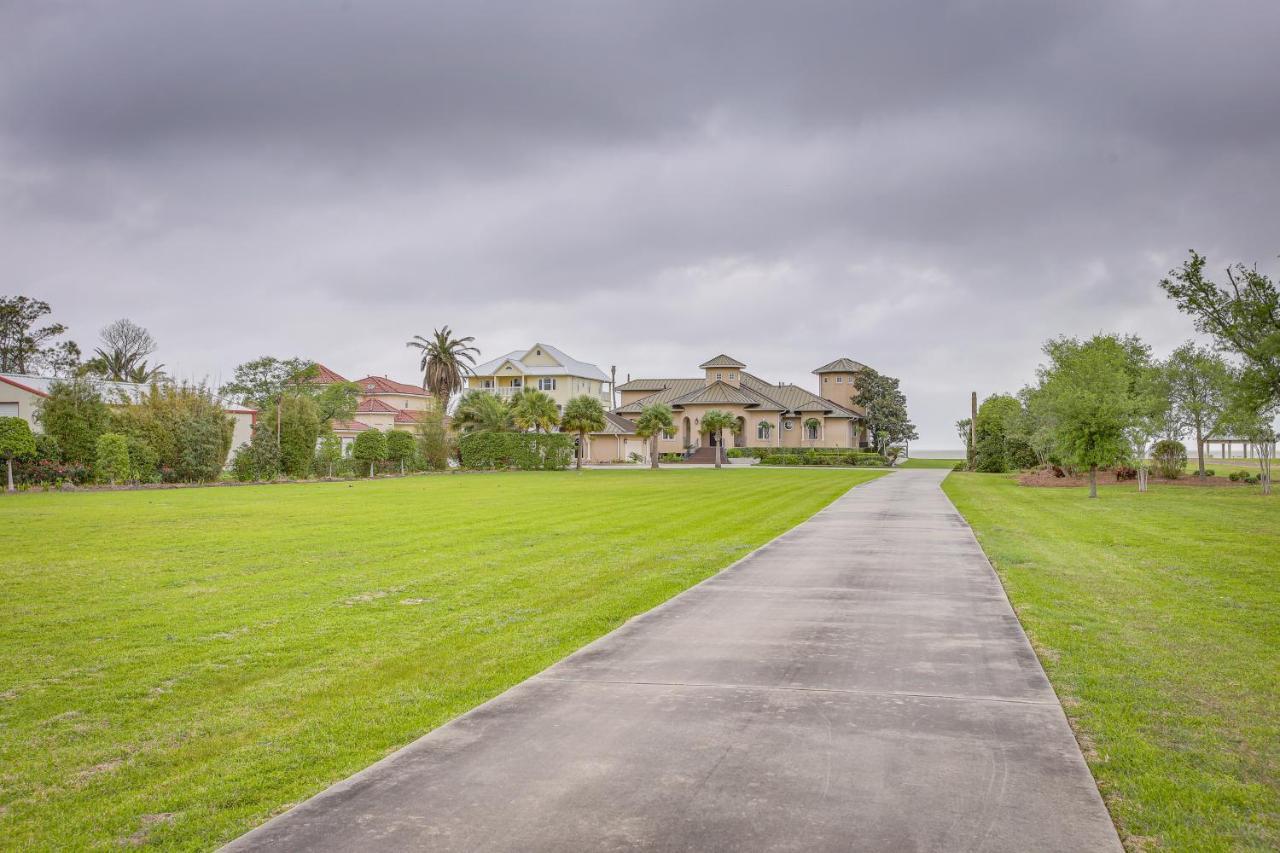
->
<box><xmin>459</xmin><ymin>432</ymin><xmax>574</xmax><ymax>470</ymax></box>
<box><xmin>33</xmin><ymin>433</ymin><xmax>61</xmax><ymax>463</ymax></box>
<box><xmin>1</xmin><ymin>416</ymin><xmax>38</xmax><ymax>490</ymax></box>
<box><xmin>1203</xmin><ymin>469</ymin><xmax>1214</xmax><ymax>477</ymax></box>
<box><xmin>271</xmin><ymin>393</ymin><xmax>322</xmax><ymax>478</ymax></box>
<box><xmin>1151</xmin><ymin>439</ymin><xmax>1187</xmax><ymax>479</ymax></box>
<box><xmin>36</xmin><ymin>379</ymin><xmax>109</xmax><ymax>465</ymax></box>
<box><xmin>756</xmin><ymin>449</ymin><xmax>887</xmax><ymax>467</ymax></box>
<box><xmin>109</xmin><ymin>384</ymin><xmax>234</xmax><ymax>482</ymax></box>
<box><xmin>126</xmin><ymin>437</ymin><xmax>159</xmax><ymax>483</ymax></box>
<box><xmin>231</xmin><ymin>422</ymin><xmax>280</xmax><ymax>481</ymax></box>
<box><xmin>385</xmin><ymin>430</ymin><xmax>416</xmax><ymax>475</ymax></box>
<box><xmin>95</xmin><ymin>433</ymin><xmax>131</xmax><ymax>484</ymax></box>
<box><xmin>352</xmin><ymin>429</ymin><xmax>388</xmax><ymax>476</ymax></box>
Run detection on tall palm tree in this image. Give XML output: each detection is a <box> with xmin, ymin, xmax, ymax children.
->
<box><xmin>510</xmin><ymin>388</ymin><xmax>559</xmax><ymax>433</ymax></box>
<box><xmin>406</xmin><ymin>326</ymin><xmax>480</xmax><ymax>401</ymax></box>
<box><xmin>699</xmin><ymin>410</ymin><xmax>739</xmax><ymax>469</ymax></box>
<box><xmin>560</xmin><ymin>395</ymin><xmax>606</xmax><ymax>471</ymax></box>
<box><xmin>451</xmin><ymin>390</ymin><xmax>513</xmax><ymax>435</ymax></box>
<box><xmin>634</xmin><ymin>403</ymin><xmax>674</xmax><ymax>470</ymax></box>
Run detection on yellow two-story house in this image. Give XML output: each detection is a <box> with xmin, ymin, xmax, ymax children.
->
<box><xmin>466</xmin><ymin>344</ymin><xmax>611</xmax><ymax>414</ymax></box>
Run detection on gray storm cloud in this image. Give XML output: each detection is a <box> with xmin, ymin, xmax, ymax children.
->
<box><xmin>2</xmin><ymin>1</ymin><xmax>1278</xmax><ymax>444</ymax></box>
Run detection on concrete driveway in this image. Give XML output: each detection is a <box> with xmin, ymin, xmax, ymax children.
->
<box><xmin>226</xmin><ymin>469</ymin><xmax>1120</xmax><ymax>852</ymax></box>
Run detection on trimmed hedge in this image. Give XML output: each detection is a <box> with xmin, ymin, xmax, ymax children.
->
<box><xmin>758</xmin><ymin>450</ymin><xmax>888</xmax><ymax>467</ymax></box>
<box><xmin>460</xmin><ymin>432</ymin><xmax>575</xmax><ymax>470</ymax></box>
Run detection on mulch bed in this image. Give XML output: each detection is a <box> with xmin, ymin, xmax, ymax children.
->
<box><xmin>1017</xmin><ymin>468</ymin><xmax>1244</xmax><ymax>489</ymax></box>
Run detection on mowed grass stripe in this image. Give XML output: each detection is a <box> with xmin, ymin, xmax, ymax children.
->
<box><xmin>0</xmin><ymin>468</ymin><xmax>883</xmax><ymax>850</ymax></box>
<box><xmin>943</xmin><ymin>473</ymin><xmax>1278</xmax><ymax>852</ymax></box>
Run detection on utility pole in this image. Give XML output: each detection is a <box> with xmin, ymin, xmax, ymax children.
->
<box><xmin>610</xmin><ymin>365</ymin><xmax>617</xmax><ymax>409</ymax></box>
<box><xmin>968</xmin><ymin>391</ymin><xmax>977</xmax><ymax>470</ymax></box>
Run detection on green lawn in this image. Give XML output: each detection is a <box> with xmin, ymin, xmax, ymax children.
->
<box><xmin>943</xmin><ymin>473</ymin><xmax>1278</xmax><ymax>851</ymax></box>
<box><xmin>0</xmin><ymin>468</ymin><xmax>882</xmax><ymax>850</ymax></box>
<box><xmin>897</xmin><ymin>457</ymin><xmax>962</xmax><ymax>469</ymax></box>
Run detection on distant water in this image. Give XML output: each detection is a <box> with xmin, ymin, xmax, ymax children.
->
<box><xmin>905</xmin><ymin>448</ymin><xmax>966</xmax><ymax>459</ymax></box>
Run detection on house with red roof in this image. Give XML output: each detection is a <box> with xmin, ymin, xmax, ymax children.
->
<box><xmin>311</xmin><ymin>365</ymin><xmax>432</xmax><ymax>454</ymax></box>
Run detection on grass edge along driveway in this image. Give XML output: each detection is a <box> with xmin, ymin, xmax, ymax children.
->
<box><xmin>0</xmin><ymin>468</ymin><xmax>884</xmax><ymax>850</ymax></box>
<box><xmin>943</xmin><ymin>472</ymin><xmax>1278</xmax><ymax>852</ymax></box>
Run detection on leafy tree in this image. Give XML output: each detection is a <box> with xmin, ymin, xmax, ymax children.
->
<box><xmin>1219</xmin><ymin>383</ymin><xmax>1278</xmax><ymax>496</ymax></box>
<box><xmin>973</xmin><ymin>395</ymin><xmax>1023</xmax><ymax>472</ymax></box>
<box><xmin>352</xmin><ymin>429</ymin><xmax>387</xmax><ymax>477</ymax></box>
<box><xmin>634</xmin><ymin>403</ymin><xmax>674</xmax><ymax>469</ymax></box>
<box><xmin>315</xmin><ymin>431</ymin><xmax>343</xmax><ymax>477</ymax></box>
<box><xmin>955</xmin><ymin>418</ymin><xmax>972</xmax><ymax>467</ymax></box>
<box><xmin>699</xmin><ymin>410</ymin><xmax>739</xmax><ymax>469</ymax></box>
<box><xmin>36</xmin><ymin>378</ymin><xmax>109</xmax><ymax>464</ymax></box>
<box><xmin>385</xmin><ymin>430</ymin><xmax>416</xmax><ymax>475</ymax></box>
<box><xmin>452</xmin><ymin>390</ymin><xmax>513</xmax><ymax>435</ymax></box>
<box><xmin>268</xmin><ymin>393</ymin><xmax>322</xmax><ymax>478</ymax></box>
<box><xmin>853</xmin><ymin>368</ymin><xmax>918</xmax><ymax>455</ymax></box>
<box><xmin>406</xmin><ymin>326</ymin><xmax>479</xmax><ymax>400</ymax></box>
<box><xmin>415</xmin><ymin>403</ymin><xmax>453</xmax><ymax>471</ymax></box>
<box><xmin>33</xmin><ymin>433</ymin><xmax>61</xmax><ymax>463</ymax></box>
<box><xmin>1033</xmin><ymin>334</ymin><xmax>1155</xmax><ymax>498</ymax></box>
<box><xmin>560</xmin><ymin>395</ymin><xmax>606</xmax><ymax>471</ymax></box>
<box><xmin>0</xmin><ymin>296</ymin><xmax>81</xmax><ymax>375</ymax></box>
<box><xmin>83</xmin><ymin>319</ymin><xmax>165</xmax><ymax>382</ymax></box>
<box><xmin>0</xmin><ymin>416</ymin><xmax>36</xmax><ymax>492</ymax></box>
<box><xmin>510</xmin><ymin>388</ymin><xmax>559</xmax><ymax>433</ymax></box>
<box><xmin>314</xmin><ymin>380</ymin><xmax>360</xmax><ymax>423</ymax></box>
<box><xmin>95</xmin><ymin>433</ymin><xmax>131</xmax><ymax>485</ymax></box>
<box><xmin>1164</xmin><ymin>342</ymin><xmax>1235</xmax><ymax>480</ymax></box>
<box><xmin>1161</xmin><ymin>250</ymin><xmax>1279</xmax><ymax>410</ymax></box>
<box><xmin>219</xmin><ymin>357</ymin><xmax>317</xmax><ymax>411</ymax></box>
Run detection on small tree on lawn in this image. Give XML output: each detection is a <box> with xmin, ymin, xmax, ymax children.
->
<box><xmin>699</xmin><ymin>410</ymin><xmax>739</xmax><ymax>469</ymax></box>
<box><xmin>510</xmin><ymin>388</ymin><xmax>559</xmax><ymax>433</ymax></box>
<box><xmin>1034</xmin><ymin>334</ymin><xmax>1154</xmax><ymax>498</ymax></box>
<box><xmin>35</xmin><ymin>378</ymin><xmax>109</xmax><ymax>465</ymax></box>
<box><xmin>634</xmin><ymin>403</ymin><xmax>674</xmax><ymax>470</ymax></box>
<box><xmin>95</xmin><ymin>433</ymin><xmax>131</xmax><ymax>485</ymax></box>
<box><xmin>1164</xmin><ymin>342</ymin><xmax>1235</xmax><ymax>480</ymax></box>
<box><xmin>385</xmin><ymin>430</ymin><xmax>416</xmax><ymax>475</ymax></box>
<box><xmin>854</xmin><ymin>368</ymin><xmax>918</xmax><ymax>455</ymax></box>
<box><xmin>316</xmin><ymin>431</ymin><xmax>342</xmax><ymax>477</ymax></box>
<box><xmin>416</xmin><ymin>402</ymin><xmax>453</xmax><ymax>471</ymax></box>
<box><xmin>352</xmin><ymin>429</ymin><xmax>387</xmax><ymax>477</ymax></box>
<box><xmin>1220</xmin><ymin>382</ymin><xmax>1278</xmax><ymax>496</ymax></box>
<box><xmin>560</xmin><ymin>395</ymin><xmax>606</xmax><ymax>471</ymax></box>
<box><xmin>0</xmin><ymin>416</ymin><xmax>37</xmax><ymax>492</ymax></box>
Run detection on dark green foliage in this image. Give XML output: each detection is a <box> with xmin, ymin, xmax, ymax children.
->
<box><xmin>110</xmin><ymin>384</ymin><xmax>233</xmax><ymax>482</ymax></box>
<box><xmin>974</xmin><ymin>394</ymin><xmax>1024</xmax><ymax>473</ymax></box>
<box><xmin>271</xmin><ymin>393</ymin><xmax>322</xmax><ymax>478</ymax></box>
<box><xmin>415</xmin><ymin>405</ymin><xmax>453</xmax><ymax>471</ymax></box>
<box><xmin>459</xmin><ymin>432</ymin><xmax>574</xmax><ymax>470</ymax></box>
<box><xmin>95</xmin><ymin>433</ymin><xmax>131</xmax><ymax>484</ymax></box>
<box><xmin>385</xmin><ymin>430</ymin><xmax>416</xmax><ymax>474</ymax></box>
<box><xmin>1</xmin><ymin>416</ymin><xmax>37</xmax><ymax>491</ymax></box>
<box><xmin>314</xmin><ymin>432</ymin><xmax>343</xmax><ymax>478</ymax></box>
<box><xmin>0</xmin><ymin>295</ymin><xmax>80</xmax><ymax>375</ymax></box>
<box><xmin>218</xmin><ymin>357</ymin><xmax>317</xmax><ymax>411</ymax></box>
<box><xmin>232</xmin><ymin>423</ymin><xmax>281</xmax><ymax>482</ymax></box>
<box><xmin>36</xmin><ymin>379</ymin><xmax>109</xmax><ymax>464</ymax></box>
<box><xmin>127</xmin><ymin>436</ymin><xmax>159</xmax><ymax>483</ymax></box>
<box><xmin>1151</xmin><ymin>439</ymin><xmax>1187</xmax><ymax>479</ymax></box>
<box><xmin>853</xmin><ymin>368</ymin><xmax>918</xmax><ymax>454</ymax></box>
<box><xmin>33</xmin><ymin>433</ymin><xmax>61</xmax><ymax>463</ymax></box>
<box><xmin>351</xmin><ymin>429</ymin><xmax>387</xmax><ymax>476</ymax></box>
<box><xmin>1228</xmin><ymin>469</ymin><xmax>1261</xmax><ymax>485</ymax></box>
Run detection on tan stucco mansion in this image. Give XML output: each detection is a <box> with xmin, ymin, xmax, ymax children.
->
<box><xmin>310</xmin><ymin>364</ymin><xmax>432</xmax><ymax>454</ymax></box>
<box><xmin>583</xmin><ymin>355</ymin><xmax>870</xmax><ymax>463</ymax></box>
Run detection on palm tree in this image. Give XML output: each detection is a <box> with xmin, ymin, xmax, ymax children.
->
<box><xmin>510</xmin><ymin>388</ymin><xmax>559</xmax><ymax>433</ymax></box>
<box><xmin>452</xmin><ymin>390</ymin><xmax>513</xmax><ymax>435</ymax></box>
<box><xmin>700</xmin><ymin>410</ymin><xmax>739</xmax><ymax>469</ymax></box>
<box><xmin>86</xmin><ymin>318</ymin><xmax>164</xmax><ymax>382</ymax></box>
<box><xmin>634</xmin><ymin>403</ymin><xmax>674</xmax><ymax>470</ymax></box>
<box><xmin>406</xmin><ymin>326</ymin><xmax>480</xmax><ymax>401</ymax></box>
<box><xmin>560</xmin><ymin>395</ymin><xmax>606</xmax><ymax>471</ymax></box>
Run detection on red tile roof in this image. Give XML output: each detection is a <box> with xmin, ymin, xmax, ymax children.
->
<box><xmin>394</xmin><ymin>409</ymin><xmax>426</xmax><ymax>424</ymax></box>
<box><xmin>354</xmin><ymin>375</ymin><xmax>428</xmax><ymax>396</ymax></box>
<box><xmin>311</xmin><ymin>363</ymin><xmax>349</xmax><ymax>384</ymax></box>
<box><xmin>355</xmin><ymin>397</ymin><xmax>400</xmax><ymax>414</ymax></box>
<box><xmin>330</xmin><ymin>419</ymin><xmax>372</xmax><ymax>432</ymax></box>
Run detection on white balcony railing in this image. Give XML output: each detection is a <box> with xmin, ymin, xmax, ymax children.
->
<box><xmin>471</xmin><ymin>385</ymin><xmax>612</xmax><ymax>404</ymax></box>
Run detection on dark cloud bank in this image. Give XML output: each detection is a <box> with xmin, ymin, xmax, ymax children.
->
<box><xmin>2</xmin><ymin>1</ymin><xmax>1278</xmax><ymax>445</ymax></box>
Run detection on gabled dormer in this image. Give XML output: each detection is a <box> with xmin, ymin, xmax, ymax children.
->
<box><xmin>519</xmin><ymin>344</ymin><xmax>563</xmax><ymax>368</ymax></box>
<box><xmin>698</xmin><ymin>354</ymin><xmax>746</xmax><ymax>388</ymax></box>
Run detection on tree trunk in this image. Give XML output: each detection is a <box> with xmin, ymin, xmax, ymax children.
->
<box><xmin>6</xmin><ymin>458</ymin><xmax>13</xmax><ymax>493</ymax></box>
<box><xmin>715</xmin><ymin>430</ymin><xmax>723</xmax><ymax>469</ymax></box>
<box><xmin>1088</xmin><ymin>465</ymin><xmax>1098</xmax><ymax>498</ymax></box>
<box><xmin>1196</xmin><ymin>427</ymin><xmax>1205</xmax><ymax>480</ymax></box>
<box><xmin>369</xmin><ymin>461</ymin><xmax>375</xmax><ymax>477</ymax></box>
<box><xmin>400</xmin><ymin>459</ymin><xmax>405</xmax><ymax>476</ymax></box>
<box><xmin>650</xmin><ymin>433</ymin><xmax>659</xmax><ymax>469</ymax></box>
<box><xmin>576</xmin><ymin>431</ymin><xmax>584</xmax><ymax>470</ymax></box>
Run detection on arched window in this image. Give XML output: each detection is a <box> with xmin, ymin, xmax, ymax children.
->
<box><xmin>806</xmin><ymin>421</ymin><xmax>819</xmax><ymax>440</ymax></box>
<box><xmin>757</xmin><ymin>421</ymin><xmax>771</xmax><ymax>440</ymax></box>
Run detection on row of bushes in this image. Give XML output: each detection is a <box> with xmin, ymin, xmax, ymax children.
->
<box><xmin>727</xmin><ymin>447</ymin><xmax>876</xmax><ymax>459</ymax></box>
<box><xmin>458</xmin><ymin>432</ymin><xmax>575</xmax><ymax>470</ymax></box>
<box><xmin>758</xmin><ymin>450</ymin><xmax>889</xmax><ymax>467</ymax></box>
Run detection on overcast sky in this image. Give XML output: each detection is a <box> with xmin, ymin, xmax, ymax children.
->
<box><xmin>3</xmin><ymin>1</ymin><xmax>1278</xmax><ymax>446</ymax></box>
